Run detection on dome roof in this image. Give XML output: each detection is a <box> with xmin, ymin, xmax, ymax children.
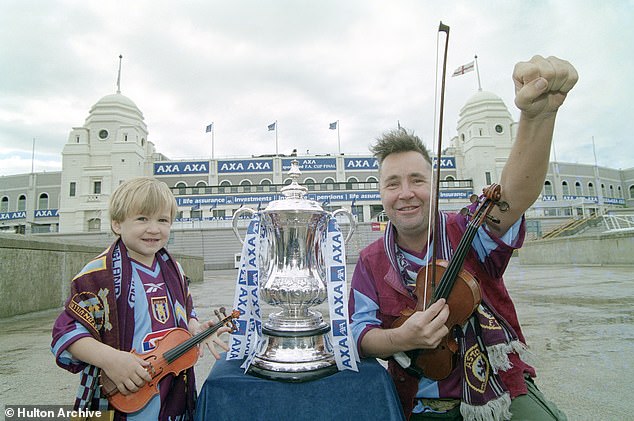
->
<box><xmin>463</xmin><ymin>90</ymin><xmax>505</xmax><ymax>107</ymax></box>
<box><xmin>94</xmin><ymin>93</ymin><xmax>140</xmax><ymax>109</ymax></box>
<box><xmin>85</xmin><ymin>92</ymin><xmax>145</xmax><ymax>125</ymax></box>
<box><xmin>458</xmin><ymin>89</ymin><xmax>511</xmax><ymax>125</ymax></box>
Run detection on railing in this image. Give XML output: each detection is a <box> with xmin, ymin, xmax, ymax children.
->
<box><xmin>603</xmin><ymin>214</ymin><xmax>634</xmax><ymax>232</ymax></box>
<box><xmin>542</xmin><ymin>214</ymin><xmax>601</xmax><ymax>239</ymax></box>
<box><xmin>172</xmin><ymin>179</ymin><xmax>473</xmax><ymax>196</ymax></box>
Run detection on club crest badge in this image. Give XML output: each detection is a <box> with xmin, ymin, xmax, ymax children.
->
<box><xmin>152</xmin><ymin>296</ymin><xmax>170</xmax><ymax>324</ymax></box>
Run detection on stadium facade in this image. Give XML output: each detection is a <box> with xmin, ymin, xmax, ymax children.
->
<box><xmin>2</xmin><ymin>88</ymin><xmax>633</xmax><ymax>238</ymax></box>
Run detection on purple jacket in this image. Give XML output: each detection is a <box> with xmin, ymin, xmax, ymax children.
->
<box><xmin>349</xmin><ymin>212</ymin><xmax>535</xmax><ymax>418</ymax></box>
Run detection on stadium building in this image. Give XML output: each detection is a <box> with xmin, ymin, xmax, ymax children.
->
<box><xmin>2</xmin><ymin>86</ymin><xmax>633</xmax><ymax>267</ymax></box>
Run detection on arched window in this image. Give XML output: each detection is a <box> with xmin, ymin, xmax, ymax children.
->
<box><xmin>575</xmin><ymin>182</ymin><xmax>583</xmax><ymax>196</ymax></box>
<box><xmin>219</xmin><ymin>180</ymin><xmax>231</xmax><ymax>193</ymax></box>
<box><xmin>601</xmin><ymin>183</ymin><xmax>606</xmax><ymax>197</ymax></box>
<box><xmin>323</xmin><ymin>177</ymin><xmax>336</xmax><ymax>191</ymax></box>
<box><xmin>543</xmin><ymin>181</ymin><xmax>553</xmax><ymax>196</ymax></box>
<box><xmin>347</xmin><ymin>176</ymin><xmax>359</xmax><ymax>190</ymax></box>
<box><xmin>18</xmin><ymin>195</ymin><xmax>26</xmax><ymax>211</ymax></box>
<box><xmin>193</xmin><ymin>181</ymin><xmax>207</xmax><ymax>195</ymax></box>
<box><xmin>175</xmin><ymin>182</ymin><xmax>187</xmax><ymax>195</ymax></box>
<box><xmin>630</xmin><ymin>185</ymin><xmax>634</xmax><ymax>199</ymax></box>
<box><xmin>303</xmin><ymin>177</ymin><xmax>316</xmax><ymax>191</ymax></box>
<box><xmin>617</xmin><ymin>186</ymin><xmax>622</xmax><ymax>198</ymax></box>
<box><xmin>1</xmin><ymin>197</ymin><xmax>8</xmax><ymax>212</ymax></box>
<box><xmin>445</xmin><ymin>175</ymin><xmax>459</xmax><ymax>188</ymax></box>
<box><xmin>609</xmin><ymin>185</ymin><xmax>614</xmax><ymax>198</ymax></box>
<box><xmin>562</xmin><ymin>181</ymin><xmax>570</xmax><ymax>196</ymax></box>
<box><xmin>588</xmin><ymin>182</ymin><xmax>595</xmax><ymax>196</ymax></box>
<box><xmin>240</xmin><ymin>179</ymin><xmax>252</xmax><ymax>193</ymax></box>
<box><xmin>38</xmin><ymin>193</ymin><xmax>49</xmax><ymax>210</ymax></box>
<box><xmin>258</xmin><ymin>179</ymin><xmax>272</xmax><ymax>192</ymax></box>
<box><xmin>88</xmin><ymin>218</ymin><xmax>101</xmax><ymax>232</ymax></box>
<box><xmin>367</xmin><ymin>176</ymin><xmax>378</xmax><ymax>189</ymax></box>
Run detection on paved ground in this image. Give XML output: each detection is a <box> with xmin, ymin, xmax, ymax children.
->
<box><xmin>1</xmin><ymin>259</ymin><xmax>633</xmax><ymax>420</ymax></box>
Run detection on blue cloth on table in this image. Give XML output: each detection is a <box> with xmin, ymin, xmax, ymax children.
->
<box><xmin>195</xmin><ymin>357</ymin><xmax>406</xmax><ymax>421</ymax></box>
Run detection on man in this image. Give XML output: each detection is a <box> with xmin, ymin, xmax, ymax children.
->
<box><xmin>349</xmin><ymin>56</ymin><xmax>577</xmax><ymax>420</ymax></box>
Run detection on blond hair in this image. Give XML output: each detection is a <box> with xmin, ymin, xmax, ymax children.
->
<box><xmin>109</xmin><ymin>177</ymin><xmax>178</xmax><ymax>224</ymax></box>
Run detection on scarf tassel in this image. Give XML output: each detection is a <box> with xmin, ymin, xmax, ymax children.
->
<box><xmin>460</xmin><ymin>393</ymin><xmax>512</xmax><ymax>421</ymax></box>
<box><xmin>486</xmin><ymin>340</ymin><xmax>532</xmax><ymax>374</ymax></box>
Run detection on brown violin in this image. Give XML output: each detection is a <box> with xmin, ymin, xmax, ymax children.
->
<box><xmin>100</xmin><ymin>307</ymin><xmax>239</xmax><ymax>413</ymax></box>
<box><xmin>393</xmin><ymin>184</ymin><xmax>506</xmax><ymax>380</ymax></box>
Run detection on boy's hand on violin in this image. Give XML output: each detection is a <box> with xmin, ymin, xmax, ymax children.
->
<box><xmin>396</xmin><ymin>299</ymin><xmax>450</xmax><ymax>351</ymax></box>
<box><xmin>513</xmin><ymin>55</ymin><xmax>578</xmax><ymax>119</ymax></box>
<box><xmin>188</xmin><ymin>318</ymin><xmax>231</xmax><ymax>359</ymax></box>
<box><xmin>101</xmin><ymin>348</ymin><xmax>152</xmax><ymax>396</ymax></box>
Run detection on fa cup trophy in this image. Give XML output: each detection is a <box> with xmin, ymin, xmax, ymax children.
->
<box><xmin>231</xmin><ymin>160</ymin><xmax>356</xmax><ymax>381</ymax></box>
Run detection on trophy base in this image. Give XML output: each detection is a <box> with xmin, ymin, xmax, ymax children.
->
<box><xmin>247</xmin><ymin>324</ymin><xmax>338</xmax><ymax>382</ymax></box>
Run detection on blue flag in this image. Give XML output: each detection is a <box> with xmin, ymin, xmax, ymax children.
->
<box><xmin>267</xmin><ymin>122</ymin><xmax>276</xmax><ymax>131</ymax></box>
<box><xmin>205</xmin><ymin>123</ymin><xmax>213</xmax><ymax>133</ymax></box>
<box><xmin>329</xmin><ymin>121</ymin><xmax>337</xmax><ymax>130</ymax></box>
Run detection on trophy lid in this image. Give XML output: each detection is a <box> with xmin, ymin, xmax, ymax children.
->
<box><xmin>265</xmin><ymin>160</ymin><xmax>325</xmax><ymax>213</ymax></box>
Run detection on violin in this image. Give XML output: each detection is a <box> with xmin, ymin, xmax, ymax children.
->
<box><xmin>393</xmin><ymin>184</ymin><xmax>506</xmax><ymax>380</ymax></box>
<box><xmin>100</xmin><ymin>307</ymin><xmax>239</xmax><ymax>413</ymax></box>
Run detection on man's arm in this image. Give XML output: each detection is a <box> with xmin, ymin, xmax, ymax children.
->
<box><xmin>360</xmin><ymin>299</ymin><xmax>449</xmax><ymax>359</ymax></box>
<box><xmin>489</xmin><ymin>55</ymin><xmax>578</xmax><ymax>236</ymax></box>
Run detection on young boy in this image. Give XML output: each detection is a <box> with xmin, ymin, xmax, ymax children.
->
<box><xmin>51</xmin><ymin>177</ymin><xmax>229</xmax><ymax>420</ymax></box>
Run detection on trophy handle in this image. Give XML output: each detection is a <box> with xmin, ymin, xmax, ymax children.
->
<box><xmin>231</xmin><ymin>207</ymin><xmax>256</xmax><ymax>244</ymax></box>
<box><xmin>331</xmin><ymin>208</ymin><xmax>357</xmax><ymax>244</ymax></box>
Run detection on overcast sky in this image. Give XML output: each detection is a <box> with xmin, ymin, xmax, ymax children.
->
<box><xmin>1</xmin><ymin>0</ymin><xmax>633</xmax><ymax>177</ymax></box>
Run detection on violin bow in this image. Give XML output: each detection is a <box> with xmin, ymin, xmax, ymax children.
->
<box><xmin>428</xmin><ymin>22</ymin><xmax>450</xmax><ymax>301</ymax></box>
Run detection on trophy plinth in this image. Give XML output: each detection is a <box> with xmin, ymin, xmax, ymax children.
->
<box><xmin>232</xmin><ymin>160</ymin><xmax>355</xmax><ymax>382</ymax></box>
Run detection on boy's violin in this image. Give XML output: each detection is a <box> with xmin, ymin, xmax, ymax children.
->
<box><xmin>100</xmin><ymin>307</ymin><xmax>239</xmax><ymax>413</ymax></box>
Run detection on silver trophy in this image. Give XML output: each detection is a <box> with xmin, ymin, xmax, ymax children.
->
<box><xmin>232</xmin><ymin>160</ymin><xmax>355</xmax><ymax>381</ymax></box>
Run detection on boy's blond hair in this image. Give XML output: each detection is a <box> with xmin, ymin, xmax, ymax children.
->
<box><xmin>109</xmin><ymin>177</ymin><xmax>178</xmax><ymax>224</ymax></box>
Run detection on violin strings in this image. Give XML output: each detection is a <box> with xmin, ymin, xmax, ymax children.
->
<box><xmin>433</xmin><ymin>218</ymin><xmax>479</xmax><ymax>301</ymax></box>
<box><xmin>164</xmin><ymin>322</ymin><xmax>224</xmax><ymax>363</ymax></box>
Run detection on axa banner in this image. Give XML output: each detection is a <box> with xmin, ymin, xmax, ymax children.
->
<box><xmin>218</xmin><ymin>159</ymin><xmax>273</xmax><ymax>173</ymax></box>
<box><xmin>34</xmin><ymin>209</ymin><xmax>59</xmax><ymax>218</ymax></box>
<box><xmin>433</xmin><ymin>156</ymin><xmax>456</xmax><ymax>169</ymax></box>
<box><xmin>0</xmin><ymin>211</ymin><xmax>26</xmax><ymax>221</ymax></box>
<box><xmin>345</xmin><ymin>156</ymin><xmax>455</xmax><ymax>170</ymax></box>
<box><xmin>154</xmin><ymin>161</ymin><xmax>210</xmax><ymax>175</ymax></box>
<box><xmin>344</xmin><ymin>158</ymin><xmax>378</xmax><ymax>170</ymax></box>
<box><xmin>282</xmin><ymin>158</ymin><xmax>337</xmax><ymax>171</ymax></box>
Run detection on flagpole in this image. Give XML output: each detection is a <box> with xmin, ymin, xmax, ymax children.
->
<box><xmin>211</xmin><ymin>123</ymin><xmax>215</xmax><ymax>160</ymax></box>
<box><xmin>473</xmin><ymin>55</ymin><xmax>482</xmax><ymax>91</ymax></box>
<box><xmin>275</xmin><ymin>120</ymin><xmax>279</xmax><ymax>156</ymax></box>
<box><xmin>116</xmin><ymin>54</ymin><xmax>122</xmax><ymax>94</ymax></box>
<box><xmin>474</xmin><ymin>55</ymin><xmax>482</xmax><ymax>91</ymax></box>
<box><xmin>592</xmin><ymin>136</ymin><xmax>603</xmax><ymax>205</ymax></box>
<box><xmin>337</xmin><ymin>120</ymin><xmax>341</xmax><ymax>155</ymax></box>
<box><xmin>31</xmin><ymin>137</ymin><xmax>35</xmax><ymax>174</ymax></box>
